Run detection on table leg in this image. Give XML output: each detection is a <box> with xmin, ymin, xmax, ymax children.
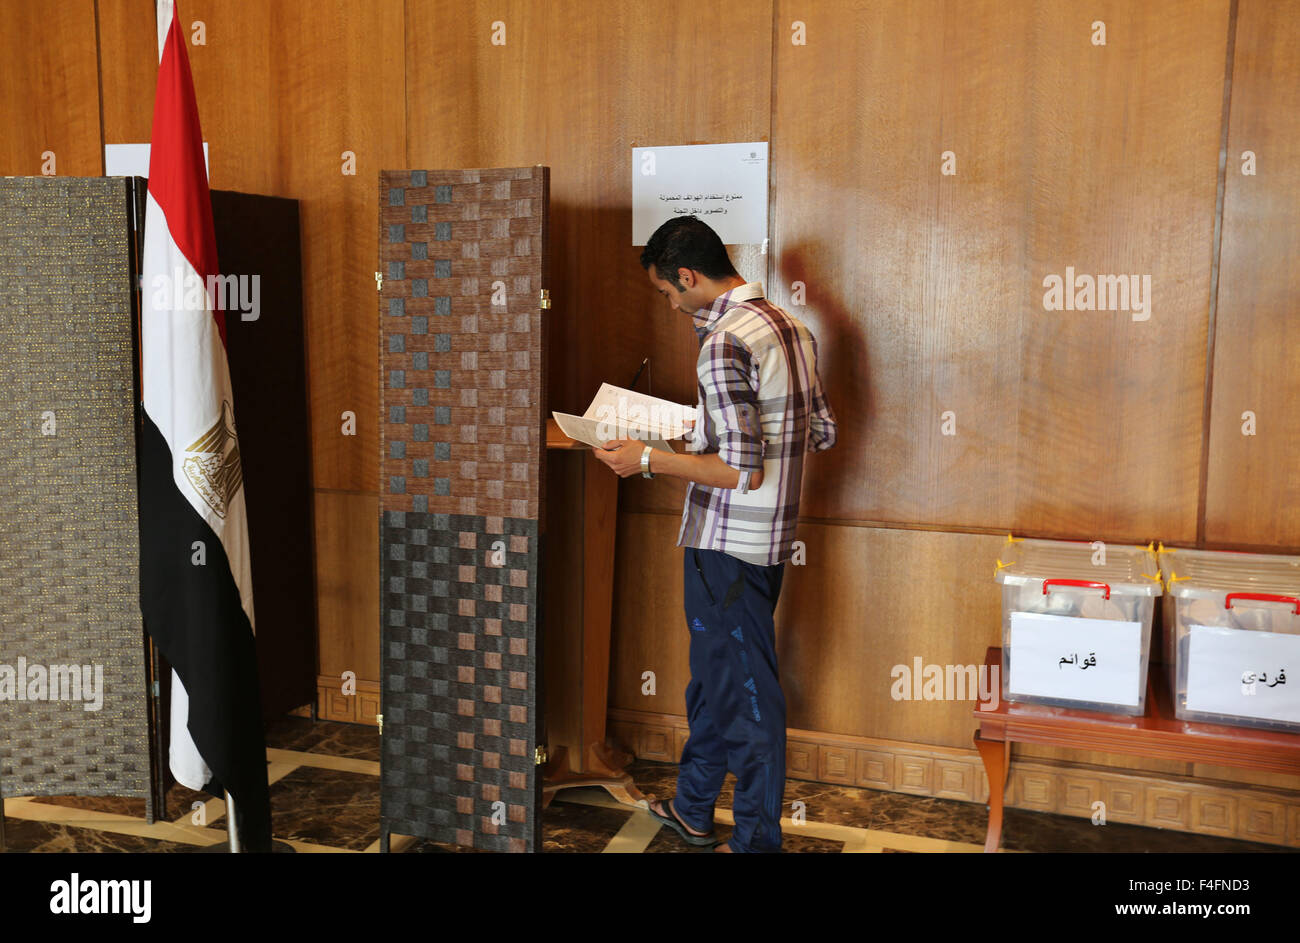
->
<box><xmin>974</xmin><ymin>733</ymin><xmax>1009</xmax><ymax>853</ymax></box>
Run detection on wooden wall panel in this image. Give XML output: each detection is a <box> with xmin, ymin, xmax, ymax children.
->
<box><xmin>313</xmin><ymin>491</ymin><xmax>380</xmax><ymax>682</ymax></box>
<box><xmin>1204</xmin><ymin>0</ymin><xmax>1300</xmax><ymax>548</ymax></box>
<box><xmin>770</xmin><ymin>0</ymin><xmax>975</xmax><ymax>528</ymax></box>
<box><xmin>0</xmin><ymin>0</ymin><xmax>103</xmax><ymax>175</ymax></box>
<box><xmin>404</xmin><ymin>0</ymin><xmax>773</xmax><ymax>426</ymax></box>
<box><xmin>770</xmin><ymin>0</ymin><xmax>1225</xmax><ymax>543</ymax></box>
<box><xmin>1013</xmin><ymin>1</ymin><xmax>1224</xmax><ymax>544</ymax></box>
<box><xmin>97</xmin><ymin>0</ymin><xmax>156</xmax><ymax>144</ymax></box>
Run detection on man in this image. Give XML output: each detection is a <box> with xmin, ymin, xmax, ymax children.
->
<box><xmin>594</xmin><ymin>216</ymin><xmax>837</xmax><ymax>852</ymax></box>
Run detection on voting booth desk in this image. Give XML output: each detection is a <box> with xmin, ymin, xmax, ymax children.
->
<box><xmin>540</xmin><ymin>417</ymin><xmax>646</xmax><ymax>808</ymax></box>
<box><xmin>973</xmin><ymin>646</ymin><xmax>1300</xmax><ymax>853</ymax></box>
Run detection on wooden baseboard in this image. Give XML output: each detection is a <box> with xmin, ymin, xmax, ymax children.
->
<box><xmin>315</xmin><ymin>675</ymin><xmax>381</xmax><ymax>725</ymax></box>
<box><xmin>608</xmin><ymin>707</ymin><xmax>1300</xmax><ymax>848</ymax></box>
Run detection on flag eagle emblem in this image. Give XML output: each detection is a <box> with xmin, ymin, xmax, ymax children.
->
<box><xmin>182</xmin><ymin>400</ymin><xmax>243</xmax><ymax>519</ymax></box>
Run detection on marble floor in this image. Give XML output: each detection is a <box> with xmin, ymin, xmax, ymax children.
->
<box><xmin>2</xmin><ymin>716</ymin><xmax>1294</xmax><ymax>853</ymax></box>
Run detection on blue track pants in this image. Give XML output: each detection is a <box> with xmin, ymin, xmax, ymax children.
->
<box><xmin>674</xmin><ymin>546</ymin><xmax>787</xmax><ymax>853</ymax></box>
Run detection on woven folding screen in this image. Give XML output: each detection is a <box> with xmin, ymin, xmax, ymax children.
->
<box><xmin>0</xmin><ymin>177</ymin><xmax>152</xmax><ymax>808</ymax></box>
<box><xmin>378</xmin><ymin>167</ymin><xmax>550</xmax><ymax>852</ymax></box>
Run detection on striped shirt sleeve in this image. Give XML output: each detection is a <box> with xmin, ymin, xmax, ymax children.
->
<box><xmin>700</xmin><ymin>332</ymin><xmax>764</xmax><ymax>490</ymax></box>
<box><xmin>806</xmin><ymin>336</ymin><xmax>837</xmax><ymax>452</ymax></box>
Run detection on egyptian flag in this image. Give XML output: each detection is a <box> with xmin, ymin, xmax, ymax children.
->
<box><xmin>139</xmin><ymin>0</ymin><xmax>271</xmax><ymax>851</ymax></box>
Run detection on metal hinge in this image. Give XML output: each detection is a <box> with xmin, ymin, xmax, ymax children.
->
<box><xmin>538</xmin><ymin>288</ymin><xmax>551</xmax><ymax>310</ymax></box>
<box><xmin>375</xmin><ymin>271</ymin><xmax>383</xmax><ymax>292</ymax></box>
<box><xmin>376</xmin><ymin>713</ymin><xmax>383</xmax><ymax>735</ymax></box>
<box><xmin>534</xmin><ymin>744</ymin><xmax>548</xmax><ymax>765</ymax></box>
<box><xmin>151</xmin><ymin>681</ymin><xmax>160</xmax><ymax>697</ymax></box>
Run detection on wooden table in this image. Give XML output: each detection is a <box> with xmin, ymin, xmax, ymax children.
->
<box><xmin>972</xmin><ymin>645</ymin><xmax>1300</xmax><ymax>852</ymax></box>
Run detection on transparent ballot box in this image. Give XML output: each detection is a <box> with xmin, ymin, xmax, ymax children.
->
<box><xmin>1158</xmin><ymin>546</ymin><xmax>1300</xmax><ymax>733</ymax></box>
<box><xmin>995</xmin><ymin>537</ymin><xmax>1162</xmax><ymax>715</ymax></box>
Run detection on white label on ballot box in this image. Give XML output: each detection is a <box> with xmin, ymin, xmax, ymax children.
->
<box><xmin>1008</xmin><ymin>612</ymin><xmax>1142</xmax><ymax>706</ymax></box>
<box><xmin>1185</xmin><ymin>624</ymin><xmax>1300</xmax><ymax>723</ymax></box>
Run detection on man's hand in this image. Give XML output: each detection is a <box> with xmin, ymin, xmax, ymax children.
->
<box><xmin>592</xmin><ymin>436</ymin><xmax>761</xmax><ymax>490</ymax></box>
<box><xmin>593</xmin><ymin>438</ymin><xmax>648</xmax><ymax>478</ymax></box>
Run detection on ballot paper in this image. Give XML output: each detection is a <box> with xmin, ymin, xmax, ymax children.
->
<box><xmin>552</xmin><ymin>383</ymin><xmax>696</xmax><ymax>453</ymax></box>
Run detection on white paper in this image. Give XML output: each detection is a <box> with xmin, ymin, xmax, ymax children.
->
<box><xmin>1184</xmin><ymin>624</ymin><xmax>1300</xmax><ymax>724</ymax></box>
<box><xmin>105</xmin><ymin>142</ymin><xmax>209</xmax><ymax>177</ymax></box>
<box><xmin>552</xmin><ymin>383</ymin><xmax>695</xmax><ymax>453</ymax></box>
<box><xmin>1008</xmin><ymin>611</ymin><xmax>1143</xmax><ymax>707</ymax></box>
<box><xmin>552</xmin><ymin>412</ymin><xmax>671</xmax><ymax>453</ymax></box>
<box><xmin>632</xmin><ymin>142</ymin><xmax>768</xmax><ymax>245</ymax></box>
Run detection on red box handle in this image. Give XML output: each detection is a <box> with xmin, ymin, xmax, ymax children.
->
<box><xmin>1225</xmin><ymin>592</ymin><xmax>1300</xmax><ymax>615</ymax></box>
<box><xmin>1042</xmin><ymin>578</ymin><xmax>1110</xmax><ymax>600</ymax></box>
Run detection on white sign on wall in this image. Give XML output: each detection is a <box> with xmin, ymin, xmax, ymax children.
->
<box><xmin>1185</xmin><ymin>624</ymin><xmax>1300</xmax><ymax>724</ymax></box>
<box><xmin>631</xmin><ymin>142</ymin><xmax>768</xmax><ymax>246</ymax></box>
<box><xmin>105</xmin><ymin>142</ymin><xmax>209</xmax><ymax>178</ymax></box>
<box><xmin>1008</xmin><ymin>611</ymin><xmax>1142</xmax><ymax>707</ymax></box>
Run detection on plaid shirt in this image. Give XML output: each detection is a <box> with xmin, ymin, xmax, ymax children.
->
<box><xmin>677</xmin><ymin>281</ymin><xmax>837</xmax><ymax>566</ymax></box>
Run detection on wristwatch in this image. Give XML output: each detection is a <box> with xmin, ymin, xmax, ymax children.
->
<box><xmin>640</xmin><ymin>445</ymin><xmax>654</xmax><ymax>479</ymax></box>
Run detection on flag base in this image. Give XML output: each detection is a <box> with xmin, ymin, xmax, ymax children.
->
<box><xmin>197</xmin><ymin>840</ymin><xmax>295</xmax><ymax>853</ymax></box>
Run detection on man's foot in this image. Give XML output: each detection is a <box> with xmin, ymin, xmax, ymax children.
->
<box><xmin>646</xmin><ymin>797</ymin><xmax>716</xmax><ymax>846</ymax></box>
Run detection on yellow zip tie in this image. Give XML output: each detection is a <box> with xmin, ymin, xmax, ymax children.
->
<box><xmin>1005</xmin><ymin>533</ymin><xmax>1023</xmax><ymax>545</ymax></box>
<box><xmin>994</xmin><ymin>559</ymin><xmax>1013</xmax><ymax>578</ymax></box>
<box><xmin>1141</xmin><ymin>572</ymin><xmax>1161</xmax><ymax>583</ymax></box>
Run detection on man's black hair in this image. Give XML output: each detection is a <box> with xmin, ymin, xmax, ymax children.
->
<box><xmin>639</xmin><ymin>215</ymin><xmax>739</xmax><ymax>291</ymax></box>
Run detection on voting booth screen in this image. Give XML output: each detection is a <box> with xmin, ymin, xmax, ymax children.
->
<box><xmin>378</xmin><ymin>167</ymin><xmax>550</xmax><ymax>852</ymax></box>
<box><xmin>0</xmin><ymin>177</ymin><xmax>153</xmax><ymax>809</ymax></box>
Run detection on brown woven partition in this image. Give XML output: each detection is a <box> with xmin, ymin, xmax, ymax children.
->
<box><xmin>0</xmin><ymin>177</ymin><xmax>152</xmax><ymax>809</ymax></box>
<box><xmin>378</xmin><ymin>167</ymin><xmax>549</xmax><ymax>852</ymax></box>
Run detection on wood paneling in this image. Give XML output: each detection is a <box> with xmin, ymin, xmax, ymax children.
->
<box><xmin>317</xmin><ymin>675</ymin><xmax>381</xmax><ymax>725</ymax></box>
<box><xmin>97</xmin><ymin>0</ymin><xmax>157</xmax><ymax>144</ymax></box>
<box><xmin>771</xmin><ymin>0</ymin><xmax>1226</xmax><ymax>542</ymax></box>
<box><xmin>403</xmin><ymin>0</ymin><xmax>773</xmax><ymax>425</ymax></box>
<box><xmin>1204</xmin><ymin>0</ymin><xmax>1300</xmax><ymax>547</ymax></box>
<box><xmin>0</xmin><ymin>0</ymin><xmax>103</xmax><ymax>175</ymax></box>
<box><xmin>313</xmin><ymin>490</ymin><xmax>380</xmax><ymax>681</ymax></box>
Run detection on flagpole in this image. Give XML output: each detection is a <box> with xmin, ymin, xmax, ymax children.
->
<box><xmin>225</xmin><ymin>791</ymin><xmax>241</xmax><ymax>852</ymax></box>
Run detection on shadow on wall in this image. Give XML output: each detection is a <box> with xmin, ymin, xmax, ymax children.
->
<box><xmin>777</xmin><ymin>241</ymin><xmax>869</xmax><ymax>518</ymax></box>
